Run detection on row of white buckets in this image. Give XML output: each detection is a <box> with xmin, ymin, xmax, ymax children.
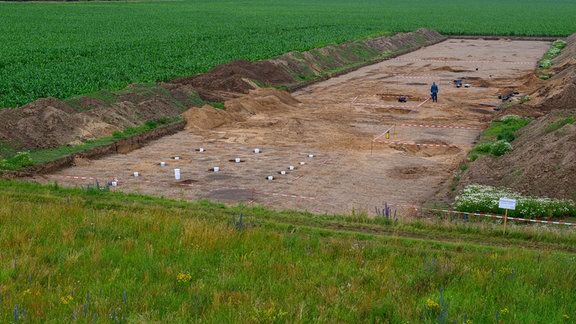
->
<box><xmin>133</xmin><ymin>149</ymin><xmax>314</xmax><ymax>180</ymax></box>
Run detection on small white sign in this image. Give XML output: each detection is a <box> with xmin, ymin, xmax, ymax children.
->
<box><xmin>499</xmin><ymin>198</ymin><xmax>517</xmax><ymax>210</ymax></box>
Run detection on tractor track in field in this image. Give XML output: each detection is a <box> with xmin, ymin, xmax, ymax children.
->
<box><xmin>261</xmin><ymin>216</ymin><xmax>576</xmax><ymax>254</ymax></box>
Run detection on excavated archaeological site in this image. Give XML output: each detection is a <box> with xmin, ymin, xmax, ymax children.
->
<box><xmin>30</xmin><ymin>38</ymin><xmax>559</xmax><ymax>215</ymax></box>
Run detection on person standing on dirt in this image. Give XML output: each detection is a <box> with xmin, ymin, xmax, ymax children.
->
<box><xmin>430</xmin><ymin>82</ymin><xmax>438</xmax><ymax>102</ymax></box>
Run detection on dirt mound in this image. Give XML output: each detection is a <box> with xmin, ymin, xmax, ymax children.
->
<box><xmin>459</xmin><ymin>109</ymin><xmax>576</xmax><ymax>200</ymax></box>
<box><xmin>182</xmin><ymin>88</ymin><xmax>301</xmax><ymax>130</ymax></box>
<box><xmin>171</xmin><ymin>60</ymin><xmax>296</xmax><ymax>101</ymax></box>
<box><xmin>458</xmin><ymin>34</ymin><xmax>576</xmax><ymax>201</ymax></box>
<box><xmin>0</xmin><ymin>85</ymin><xmax>191</xmax><ymax>151</ymax></box>
<box><xmin>182</xmin><ymin>105</ymin><xmax>241</xmax><ymax>130</ymax></box>
<box><xmin>274</xmin><ymin>29</ymin><xmax>445</xmax><ymax>84</ymax></box>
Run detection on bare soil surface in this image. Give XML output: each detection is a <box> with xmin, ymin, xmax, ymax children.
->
<box><xmin>34</xmin><ymin>39</ymin><xmax>556</xmax><ymax>215</ymax></box>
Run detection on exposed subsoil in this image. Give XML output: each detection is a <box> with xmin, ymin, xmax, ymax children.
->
<box><xmin>28</xmin><ymin>35</ymin><xmax>576</xmax><ymax>215</ymax></box>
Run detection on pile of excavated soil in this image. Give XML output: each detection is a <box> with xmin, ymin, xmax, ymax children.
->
<box><xmin>0</xmin><ymin>84</ymin><xmax>195</xmax><ymax>151</ymax></box>
<box><xmin>1</xmin><ymin>29</ymin><xmax>442</xmax><ymax>154</ymax></box>
<box><xmin>171</xmin><ymin>60</ymin><xmax>296</xmax><ymax>102</ymax></box>
<box><xmin>457</xmin><ymin>34</ymin><xmax>576</xmax><ymax>201</ymax></box>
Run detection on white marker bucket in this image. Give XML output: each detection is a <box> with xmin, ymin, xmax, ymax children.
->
<box><xmin>199</xmin><ymin>148</ymin><xmax>205</xmax><ymax>152</ymax></box>
<box><xmin>299</xmin><ymin>162</ymin><xmax>305</xmax><ymax>165</ymax></box>
<box><xmin>174</xmin><ymin>169</ymin><xmax>181</xmax><ymax>180</ymax></box>
<box><xmin>160</xmin><ymin>162</ymin><xmax>166</xmax><ymax>167</ymax></box>
<box><xmin>235</xmin><ymin>158</ymin><xmax>241</xmax><ymax>163</ymax></box>
<box><xmin>289</xmin><ymin>166</ymin><xmax>294</xmax><ymax>170</ymax></box>
<box><xmin>280</xmin><ymin>170</ymin><xmax>286</xmax><ymax>175</ymax></box>
<box><xmin>213</xmin><ymin>167</ymin><xmax>220</xmax><ymax>172</ymax></box>
<box><xmin>174</xmin><ymin>156</ymin><xmax>180</xmax><ymax>160</ymax></box>
<box><xmin>267</xmin><ymin>176</ymin><xmax>274</xmax><ymax>180</ymax></box>
<box><xmin>111</xmin><ymin>181</ymin><xmax>118</xmax><ymax>187</ymax></box>
<box><xmin>254</xmin><ymin>148</ymin><xmax>260</xmax><ymax>154</ymax></box>
<box><xmin>308</xmin><ymin>154</ymin><xmax>314</xmax><ymax>158</ymax></box>
<box><xmin>133</xmin><ymin>172</ymin><xmax>139</xmax><ymax>177</ymax></box>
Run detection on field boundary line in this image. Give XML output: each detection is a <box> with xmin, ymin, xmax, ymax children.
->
<box><xmin>420</xmin><ymin>208</ymin><xmax>576</xmax><ymax>227</ymax></box>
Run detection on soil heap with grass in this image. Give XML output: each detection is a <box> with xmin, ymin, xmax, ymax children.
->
<box><xmin>456</xmin><ymin>34</ymin><xmax>576</xmax><ymax>201</ymax></box>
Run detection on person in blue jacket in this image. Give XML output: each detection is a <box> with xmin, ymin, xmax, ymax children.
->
<box><xmin>430</xmin><ymin>82</ymin><xmax>438</xmax><ymax>102</ymax></box>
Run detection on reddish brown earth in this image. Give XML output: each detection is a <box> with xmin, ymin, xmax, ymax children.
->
<box><xmin>28</xmin><ymin>36</ymin><xmax>576</xmax><ymax>215</ymax></box>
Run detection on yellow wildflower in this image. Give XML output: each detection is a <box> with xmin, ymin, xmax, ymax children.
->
<box><xmin>60</xmin><ymin>294</ymin><xmax>73</xmax><ymax>305</ymax></box>
<box><xmin>425</xmin><ymin>298</ymin><xmax>441</xmax><ymax>312</ymax></box>
<box><xmin>177</xmin><ymin>272</ymin><xmax>192</xmax><ymax>283</ymax></box>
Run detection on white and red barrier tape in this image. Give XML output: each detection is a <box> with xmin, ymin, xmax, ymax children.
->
<box><xmin>59</xmin><ymin>175</ymin><xmax>122</xmax><ymax>181</ymax></box>
<box><xmin>395</xmin><ymin>74</ymin><xmax>437</xmax><ymax>79</ymax></box>
<box><xmin>353</xmin><ymin>102</ymin><xmax>416</xmax><ymax>110</ymax></box>
<box><xmin>398</xmin><ymin>123</ymin><xmax>482</xmax><ymax>130</ymax></box>
<box><xmin>420</xmin><ymin>208</ymin><xmax>576</xmax><ymax>227</ymax></box>
<box><xmin>375</xmin><ymin>94</ymin><xmax>413</xmax><ymax>99</ymax></box>
<box><xmin>393</xmin><ymin>58</ymin><xmax>534</xmax><ymax>65</ymax></box>
<box><xmin>375</xmin><ymin>141</ymin><xmax>461</xmax><ymax>149</ymax></box>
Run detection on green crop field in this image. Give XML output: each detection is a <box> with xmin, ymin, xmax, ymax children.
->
<box><xmin>0</xmin><ymin>0</ymin><xmax>575</xmax><ymax>108</ymax></box>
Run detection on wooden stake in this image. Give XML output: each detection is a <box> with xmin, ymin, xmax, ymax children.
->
<box><xmin>503</xmin><ymin>208</ymin><xmax>508</xmax><ymax>234</ymax></box>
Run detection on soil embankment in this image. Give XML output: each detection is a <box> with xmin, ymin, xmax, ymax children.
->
<box><xmin>456</xmin><ymin>34</ymin><xmax>576</xmax><ymax>201</ymax></box>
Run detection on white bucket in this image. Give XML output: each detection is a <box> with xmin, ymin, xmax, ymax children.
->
<box><xmin>174</xmin><ymin>156</ymin><xmax>180</xmax><ymax>160</ymax></box>
<box><xmin>174</xmin><ymin>169</ymin><xmax>181</xmax><ymax>180</ymax></box>
<box><xmin>267</xmin><ymin>175</ymin><xmax>273</xmax><ymax>180</ymax></box>
<box><xmin>289</xmin><ymin>165</ymin><xmax>294</xmax><ymax>170</ymax></box>
<box><xmin>299</xmin><ymin>162</ymin><xmax>305</xmax><ymax>165</ymax></box>
<box><xmin>280</xmin><ymin>170</ymin><xmax>286</xmax><ymax>175</ymax></box>
<box><xmin>134</xmin><ymin>172</ymin><xmax>139</xmax><ymax>177</ymax></box>
<box><xmin>235</xmin><ymin>158</ymin><xmax>241</xmax><ymax>163</ymax></box>
<box><xmin>213</xmin><ymin>167</ymin><xmax>219</xmax><ymax>172</ymax></box>
<box><xmin>160</xmin><ymin>162</ymin><xmax>165</xmax><ymax>167</ymax></box>
<box><xmin>254</xmin><ymin>148</ymin><xmax>260</xmax><ymax>154</ymax></box>
<box><xmin>308</xmin><ymin>154</ymin><xmax>314</xmax><ymax>158</ymax></box>
<box><xmin>111</xmin><ymin>181</ymin><xmax>117</xmax><ymax>187</ymax></box>
<box><xmin>199</xmin><ymin>148</ymin><xmax>205</xmax><ymax>152</ymax></box>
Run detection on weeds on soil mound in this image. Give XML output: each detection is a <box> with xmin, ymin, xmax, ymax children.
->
<box><xmin>1</xmin><ymin>179</ymin><xmax>575</xmax><ymax>322</ymax></box>
<box><xmin>470</xmin><ymin>115</ymin><xmax>531</xmax><ymax>157</ymax></box>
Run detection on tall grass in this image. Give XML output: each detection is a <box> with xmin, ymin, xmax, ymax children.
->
<box><xmin>1</xmin><ymin>180</ymin><xmax>575</xmax><ymax>322</ymax></box>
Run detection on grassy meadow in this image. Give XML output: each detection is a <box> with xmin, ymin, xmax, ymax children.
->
<box><xmin>1</xmin><ymin>0</ymin><xmax>575</xmax><ymax>108</ymax></box>
<box><xmin>1</xmin><ymin>179</ymin><xmax>575</xmax><ymax>322</ymax></box>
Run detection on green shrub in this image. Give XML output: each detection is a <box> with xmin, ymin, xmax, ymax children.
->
<box><xmin>157</xmin><ymin>116</ymin><xmax>170</xmax><ymax>124</ymax></box>
<box><xmin>552</xmin><ymin>39</ymin><xmax>567</xmax><ymax>50</ymax></box>
<box><xmin>519</xmin><ymin>95</ymin><xmax>531</xmax><ymax>103</ymax></box>
<box><xmin>545</xmin><ymin>115</ymin><xmax>576</xmax><ymax>133</ymax></box>
<box><xmin>0</xmin><ymin>151</ymin><xmax>34</xmax><ymax>170</ymax></box>
<box><xmin>490</xmin><ymin>140</ymin><xmax>512</xmax><ymax>156</ymax></box>
<box><xmin>538</xmin><ymin>59</ymin><xmax>552</xmax><ymax>69</ymax></box>
<box><xmin>539</xmin><ymin>74</ymin><xmax>552</xmax><ymax>80</ymax></box>
<box><xmin>497</xmin><ymin>129</ymin><xmax>515</xmax><ymax>142</ymax></box>
<box><xmin>467</xmin><ymin>153</ymin><xmax>478</xmax><ymax>162</ymax></box>
<box><xmin>145</xmin><ymin>121</ymin><xmax>158</xmax><ymax>129</ymax></box>
<box><xmin>538</xmin><ymin>40</ymin><xmax>567</xmax><ymax>70</ymax></box>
